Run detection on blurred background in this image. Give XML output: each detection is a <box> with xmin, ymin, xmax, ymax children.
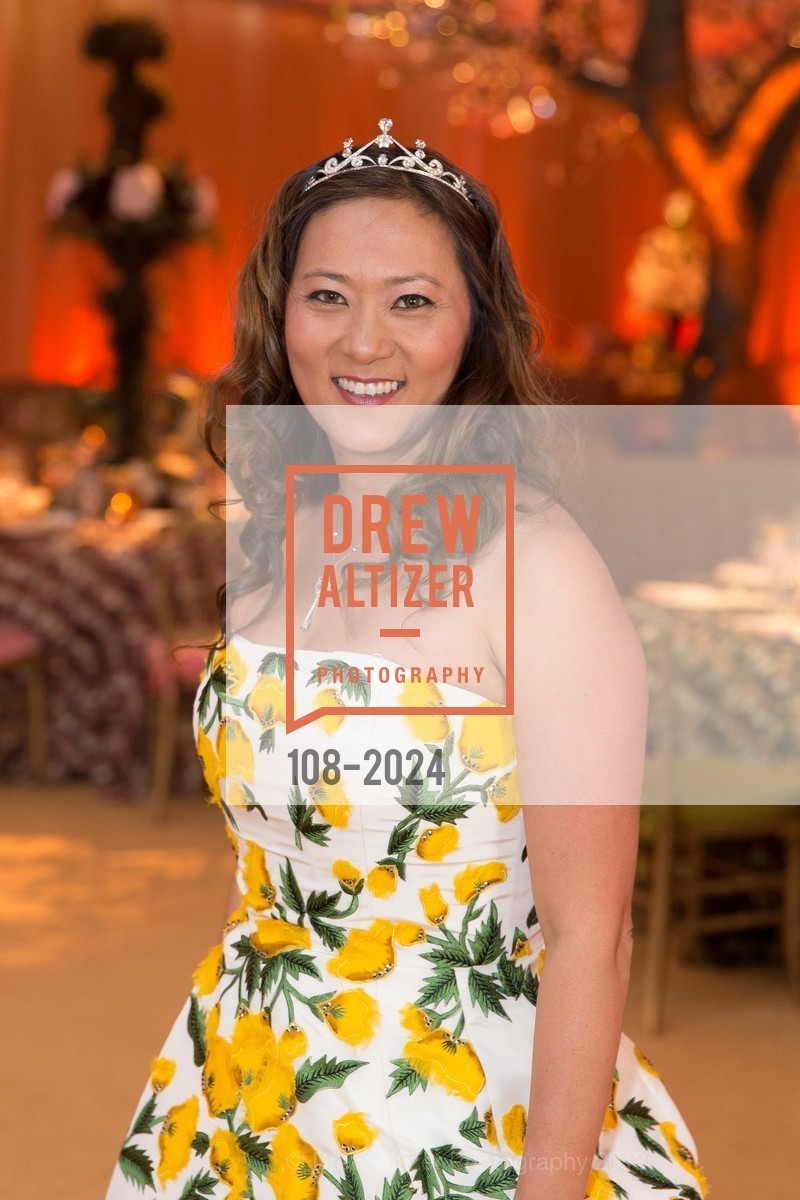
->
<box><xmin>2</xmin><ymin>3</ymin><xmax>800</xmax><ymax>1198</ymax></box>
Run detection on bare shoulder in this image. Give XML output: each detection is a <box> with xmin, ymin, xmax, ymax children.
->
<box><xmin>477</xmin><ymin>481</ymin><xmax>646</xmax><ymax>684</ymax></box>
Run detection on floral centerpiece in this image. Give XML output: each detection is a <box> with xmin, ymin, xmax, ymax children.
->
<box><xmin>45</xmin><ymin>17</ymin><xmax>220</xmax><ymax>462</ymax></box>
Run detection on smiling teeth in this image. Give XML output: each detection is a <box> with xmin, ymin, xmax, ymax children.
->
<box><xmin>335</xmin><ymin>378</ymin><xmax>403</xmax><ymax>396</ymax></box>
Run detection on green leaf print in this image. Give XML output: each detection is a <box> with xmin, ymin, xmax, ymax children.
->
<box><xmin>618</xmin><ymin>1097</ymin><xmax>671</xmax><ymax>1159</ymax></box>
<box><xmin>129</xmin><ymin>1093</ymin><xmax>160</xmax><ymax>1137</ymax></box>
<box><xmin>415</xmin><ymin>965</ymin><xmax>460</xmax><ymax>1010</ymax></box>
<box><xmin>468</xmin><ymin>902</ymin><xmax>504</xmax><ymax>965</ymax></box>
<box><xmin>294</xmin><ymin>1053</ymin><xmax>367</xmax><ymax>1101</ymax></box>
<box><xmin>431</xmin><ymin>1143</ymin><xmax>479</xmax><ymax>1173</ymax></box>
<box><xmin>472</xmin><ymin>1163</ymin><xmax>519</xmax><ymax>1199</ymax></box>
<box><xmin>520</xmin><ymin>965</ymin><xmax>539</xmax><ymax>1007</ymax></box>
<box><xmin>376</xmin><ymin>1168</ymin><xmax>417</xmax><ymax>1200</ymax></box>
<box><xmin>191</xmin><ymin>1131</ymin><xmax>210</xmax><ymax>1155</ymax></box>
<box><xmin>279</xmin><ymin>858</ymin><xmax>306</xmax><ymax>916</ymax></box>
<box><xmin>258</xmin><ymin>651</ymin><xmax>291</xmax><ymax>680</ymax></box>
<box><xmin>279</xmin><ymin>947</ymin><xmax>325</xmax><ymax>980</ymax></box>
<box><xmin>177</xmin><ymin>1169</ymin><xmax>219</xmax><ymax>1199</ymax></box>
<box><xmin>458</xmin><ymin>1107</ymin><xmax>489</xmax><ymax>1149</ymax></box>
<box><xmin>465</xmin><ymin>968</ymin><xmax>511</xmax><ymax>1022</ymax></box>
<box><xmin>619</xmin><ymin>1160</ymin><xmax>679</xmax><ymax>1189</ymax></box>
<box><xmin>118</xmin><ymin>1142</ymin><xmax>156</xmax><ymax>1192</ymax></box>
<box><xmin>410</xmin><ymin>1148</ymin><xmax>440</xmax><ymax>1199</ymax></box>
<box><xmin>308</xmin><ymin>659</ymin><xmax>372</xmax><ymax>706</ymax></box>
<box><xmin>387</xmin><ymin>1057</ymin><xmax>429</xmax><ymax>1097</ymax></box>
<box><xmin>187</xmin><ymin>993</ymin><xmax>207</xmax><ymax>1066</ymax></box>
<box><xmin>496</xmin><ymin>953</ymin><xmax>526</xmax><ymax>998</ymax></box>
<box><xmin>237</xmin><ymin>1130</ymin><xmax>272</xmax><ymax>1179</ymax></box>
<box><xmin>340</xmin><ymin>1154</ymin><xmax>366</xmax><ymax>1200</ymax></box>
<box><xmin>288</xmin><ymin>788</ymin><xmax>333</xmax><ymax>848</ymax></box>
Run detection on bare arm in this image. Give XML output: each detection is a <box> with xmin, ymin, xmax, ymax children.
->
<box><xmin>494</xmin><ymin>503</ymin><xmax>647</xmax><ymax>1200</ymax></box>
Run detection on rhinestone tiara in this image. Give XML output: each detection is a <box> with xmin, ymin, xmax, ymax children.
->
<box><xmin>301</xmin><ymin>117</ymin><xmax>476</xmax><ymax>207</ymax></box>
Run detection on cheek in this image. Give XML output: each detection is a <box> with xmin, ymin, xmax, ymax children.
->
<box><xmin>284</xmin><ymin>309</ymin><xmax>318</xmax><ymax>367</ymax></box>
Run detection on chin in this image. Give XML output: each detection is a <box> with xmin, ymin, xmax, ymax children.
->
<box><xmin>304</xmin><ymin>400</ymin><xmax>439</xmax><ymax>459</ymax></box>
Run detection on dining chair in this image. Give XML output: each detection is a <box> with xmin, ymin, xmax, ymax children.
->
<box><xmin>144</xmin><ymin>514</ymin><xmax>225</xmax><ymax>821</ymax></box>
<box><xmin>0</xmin><ymin>621</ymin><xmax>48</xmax><ymax>783</ymax></box>
<box><xmin>625</xmin><ymin>596</ymin><xmax>800</xmax><ymax>1035</ymax></box>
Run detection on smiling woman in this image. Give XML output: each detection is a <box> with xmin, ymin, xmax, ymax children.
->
<box><xmin>103</xmin><ymin>120</ymin><xmax>710</xmax><ymax>1200</ymax></box>
<box><xmin>285</xmin><ymin>213</ymin><xmax>472</xmax><ymax>411</ymax></box>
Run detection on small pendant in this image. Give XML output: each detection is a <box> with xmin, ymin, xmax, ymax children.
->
<box><xmin>300</xmin><ymin>575</ymin><xmax>323</xmax><ymax>631</ymax></box>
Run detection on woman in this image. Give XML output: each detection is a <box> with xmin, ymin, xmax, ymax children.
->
<box><xmin>105</xmin><ymin>120</ymin><xmax>709</xmax><ymax>1200</ymax></box>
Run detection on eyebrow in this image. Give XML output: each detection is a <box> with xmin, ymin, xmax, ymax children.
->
<box><xmin>301</xmin><ymin>271</ymin><xmax>443</xmax><ymax>287</ymax></box>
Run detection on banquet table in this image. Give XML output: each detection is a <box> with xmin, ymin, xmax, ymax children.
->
<box><xmin>0</xmin><ymin>510</ymin><xmax>225</xmax><ymax>796</ymax></box>
<box><xmin>628</xmin><ymin>563</ymin><xmax>800</xmax><ymax>764</ymax></box>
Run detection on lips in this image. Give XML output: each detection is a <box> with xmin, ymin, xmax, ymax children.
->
<box><xmin>332</xmin><ymin>379</ymin><xmax>406</xmax><ymax>405</ymax></box>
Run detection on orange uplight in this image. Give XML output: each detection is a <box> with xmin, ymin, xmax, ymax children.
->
<box><xmin>81</xmin><ymin>424</ymin><xmax>106</xmax><ymax>449</ymax></box>
<box><xmin>109</xmin><ymin>491</ymin><xmax>133</xmax><ymax>515</ymax></box>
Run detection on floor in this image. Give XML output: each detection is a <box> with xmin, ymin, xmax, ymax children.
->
<box><xmin>2</xmin><ymin>781</ymin><xmax>799</xmax><ymax>1199</ymax></box>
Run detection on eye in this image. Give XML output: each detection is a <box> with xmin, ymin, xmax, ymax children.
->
<box><xmin>394</xmin><ymin>294</ymin><xmax>432</xmax><ymax>310</ymax></box>
<box><xmin>307</xmin><ymin>289</ymin><xmax>344</xmax><ymax>304</ymax></box>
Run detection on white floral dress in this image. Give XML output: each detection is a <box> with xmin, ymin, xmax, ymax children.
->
<box><xmin>104</xmin><ymin>636</ymin><xmax>710</xmax><ymax>1200</ymax></box>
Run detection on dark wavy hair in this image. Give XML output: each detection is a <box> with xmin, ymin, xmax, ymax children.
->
<box><xmin>200</xmin><ymin>136</ymin><xmax>575</xmax><ymax>652</ymax></box>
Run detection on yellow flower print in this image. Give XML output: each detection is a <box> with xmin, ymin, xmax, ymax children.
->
<box><xmin>326</xmin><ymin>919</ymin><xmax>395</xmax><ymax>981</ymax></box>
<box><xmin>196</xmin><ymin>726</ymin><xmax>222</xmax><ymax>806</ymax></box>
<box><xmin>416</xmin><ymin>824</ymin><xmax>459</xmax><ymax>861</ymax></box>
<box><xmin>660</xmin><ymin>1122</ymin><xmax>709</xmax><ymax>1197</ymax></box>
<box><xmin>367</xmin><ymin>863</ymin><xmax>398</xmax><ymax>898</ymax></box>
<box><xmin>157</xmin><ymin>1095</ymin><xmax>199</xmax><ymax>1186</ymax></box>
<box><xmin>211</xmin><ymin>643</ymin><xmax>248</xmax><ymax>696</ymax></box>
<box><xmin>308</xmin><ymin>777</ymin><xmax>353</xmax><ymax>828</ymax></box>
<box><xmin>218</xmin><ymin>717</ymin><xmax>255</xmax><ymax>782</ymax></box>
<box><xmin>584</xmin><ymin>1169</ymin><xmax>616</xmax><ymax>1200</ymax></box>
<box><xmin>250</xmin><ymin>918</ymin><xmax>312</xmax><ymax>959</ymax></box>
<box><xmin>318</xmin><ymin>988</ymin><xmax>381</xmax><ymax>1047</ymax></box>
<box><xmin>248</xmin><ymin>674</ymin><xmax>288</xmax><ymax>730</ymax></box>
<box><xmin>229</xmin><ymin>1013</ymin><xmax>307</xmax><ymax>1133</ymax></box>
<box><xmin>333</xmin><ymin>859</ymin><xmax>363</xmax><ymax>893</ymax></box>
<box><xmin>393</xmin><ymin>920</ymin><xmax>426</xmax><ymax>947</ymax></box>
<box><xmin>533</xmin><ymin>947</ymin><xmax>546</xmax><ymax>976</ymax></box>
<box><xmin>224</xmin><ymin>823</ymin><xmax>240</xmax><ymax>854</ymax></box>
<box><xmin>510</xmin><ymin>932</ymin><xmax>531</xmax><ymax>959</ymax></box>
<box><xmin>225</xmin><ymin>901</ymin><xmax>249</xmax><ymax>932</ymax></box>
<box><xmin>192</xmin><ymin>942</ymin><xmax>224</xmax><ymax>997</ymax></box>
<box><xmin>453</xmin><ymin>861</ymin><xmax>508</xmax><ymax>904</ymax></box>
<box><xmin>202</xmin><ymin>1006</ymin><xmax>240</xmax><ymax>1117</ymax></box>
<box><xmin>602</xmin><ymin>1070</ymin><xmax>619</xmax><ymax>1132</ymax></box>
<box><xmin>239</xmin><ymin>1048</ymin><xmax>298</xmax><ymax>1132</ymax></box>
<box><xmin>402</xmin><ymin>1025</ymin><xmax>485</xmax><ymax>1103</ymax></box>
<box><xmin>333</xmin><ymin>1111</ymin><xmax>380</xmax><ymax>1154</ymax></box>
<box><xmin>242</xmin><ymin>841</ymin><xmax>277</xmax><ymax>910</ymax></box>
<box><xmin>315</xmin><ymin>687</ymin><xmax>346</xmax><ymax>734</ymax></box>
<box><xmin>634</xmin><ymin>1043</ymin><xmax>661</xmax><ymax>1078</ymax></box>
<box><xmin>419</xmin><ymin>883</ymin><xmax>449</xmax><ymax>925</ymax></box>
<box><xmin>483</xmin><ymin>1106</ymin><xmax>498</xmax><ymax>1146</ymax></box>
<box><xmin>399</xmin><ymin>1003</ymin><xmax>434</xmax><ymax>1038</ymax></box>
<box><xmin>266</xmin><ymin>1121</ymin><xmax>324</xmax><ymax>1200</ymax></box>
<box><xmin>209</xmin><ymin>1128</ymin><xmax>250</xmax><ymax>1198</ymax></box>
<box><xmin>398</xmin><ymin>680</ymin><xmax>451</xmax><ymax>742</ymax></box>
<box><xmin>488</xmin><ymin>766</ymin><xmax>521</xmax><ymax>821</ymax></box>
<box><xmin>278</xmin><ymin>1022</ymin><xmax>309</xmax><ymax>1061</ymax></box>
<box><xmin>149</xmin><ymin>1056</ymin><xmax>176</xmax><ymax>1093</ymax></box>
<box><xmin>204</xmin><ymin>717</ymin><xmax>254</xmax><ymax>810</ymax></box>
<box><xmin>230</xmin><ymin>1010</ymin><xmax>275</xmax><ymax>1087</ymax></box>
<box><xmin>458</xmin><ymin>702</ymin><xmax>516</xmax><ymax>774</ymax></box>
<box><xmin>501</xmin><ymin>1103</ymin><xmax>527</xmax><ymax>1155</ymax></box>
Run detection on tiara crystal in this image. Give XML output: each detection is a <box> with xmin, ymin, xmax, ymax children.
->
<box><xmin>301</xmin><ymin>117</ymin><xmax>476</xmax><ymax>206</ymax></box>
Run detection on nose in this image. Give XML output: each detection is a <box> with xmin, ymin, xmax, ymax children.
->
<box><xmin>338</xmin><ymin>304</ymin><xmax>395</xmax><ymax>364</ymax></box>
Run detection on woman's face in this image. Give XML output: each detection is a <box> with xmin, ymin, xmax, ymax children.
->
<box><xmin>283</xmin><ymin>195</ymin><xmax>472</xmax><ymax>456</ymax></box>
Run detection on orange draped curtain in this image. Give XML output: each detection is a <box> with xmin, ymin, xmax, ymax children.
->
<box><xmin>1</xmin><ymin>0</ymin><xmax>798</xmax><ymax>390</ymax></box>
